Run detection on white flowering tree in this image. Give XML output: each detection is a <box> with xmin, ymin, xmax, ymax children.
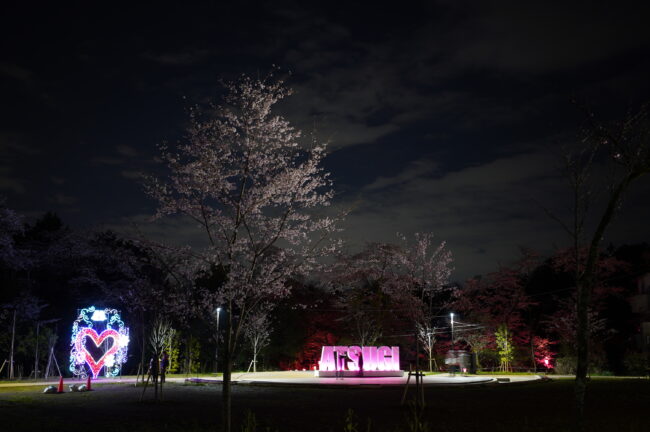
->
<box><xmin>392</xmin><ymin>233</ymin><xmax>452</xmax><ymax>407</ymax></box>
<box><xmin>146</xmin><ymin>72</ymin><xmax>340</xmax><ymax>431</ymax></box>
<box><xmin>392</xmin><ymin>233</ymin><xmax>453</xmax><ymax>323</ymax></box>
<box><xmin>243</xmin><ymin>307</ymin><xmax>272</xmax><ymax>373</ymax></box>
<box><xmin>416</xmin><ymin>322</ymin><xmax>439</xmax><ymax>372</ymax></box>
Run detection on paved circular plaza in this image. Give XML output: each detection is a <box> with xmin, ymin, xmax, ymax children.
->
<box><xmin>187</xmin><ymin>370</ymin><xmax>543</xmax><ymax>387</ymax></box>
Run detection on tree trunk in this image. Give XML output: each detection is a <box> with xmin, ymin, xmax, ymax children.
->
<box><xmin>141</xmin><ymin>312</ymin><xmax>146</xmax><ymax>384</ymax></box>
<box><xmin>222</xmin><ymin>308</ymin><xmax>233</xmax><ymax>432</ymax></box>
<box><xmin>34</xmin><ymin>322</ymin><xmax>40</xmax><ymax>379</ymax></box>
<box><xmin>530</xmin><ymin>337</ymin><xmax>536</xmax><ymax>372</ymax></box>
<box><xmin>253</xmin><ymin>349</ymin><xmax>257</xmax><ymax>373</ymax></box>
<box><xmin>575</xmin><ymin>279</ymin><xmax>590</xmax><ymax>432</ymax></box>
<box><xmin>574</xmin><ymin>175</ymin><xmax>633</xmax><ymax>432</ymax></box>
<box><xmin>9</xmin><ymin>309</ymin><xmax>16</xmax><ymax>379</ymax></box>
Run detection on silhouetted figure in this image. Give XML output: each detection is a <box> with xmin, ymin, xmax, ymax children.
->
<box><xmin>160</xmin><ymin>351</ymin><xmax>169</xmax><ymax>384</ymax></box>
<box><xmin>358</xmin><ymin>352</ymin><xmax>364</xmax><ymax>377</ymax></box>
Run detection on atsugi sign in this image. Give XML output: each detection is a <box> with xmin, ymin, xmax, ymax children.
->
<box><xmin>319</xmin><ymin>346</ymin><xmax>400</xmax><ymax>372</ymax></box>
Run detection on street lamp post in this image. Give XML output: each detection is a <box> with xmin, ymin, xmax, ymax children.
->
<box><xmin>450</xmin><ymin>312</ymin><xmax>455</xmax><ymax>351</ymax></box>
<box><xmin>215</xmin><ymin>307</ymin><xmax>222</xmax><ymax>374</ymax></box>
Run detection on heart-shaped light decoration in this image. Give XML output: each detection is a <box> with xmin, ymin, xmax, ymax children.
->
<box><xmin>74</xmin><ymin>328</ymin><xmax>120</xmax><ymax>378</ymax></box>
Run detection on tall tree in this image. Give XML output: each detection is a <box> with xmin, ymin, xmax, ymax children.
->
<box><xmin>454</xmin><ymin>252</ymin><xmax>537</xmax><ymax>347</ymax></box>
<box><xmin>243</xmin><ymin>307</ymin><xmax>271</xmax><ymax>373</ymax></box>
<box><xmin>391</xmin><ymin>233</ymin><xmax>453</xmax><ymax>407</ymax></box>
<box><xmin>331</xmin><ymin>243</ymin><xmax>403</xmax><ymax>346</ymax></box>
<box><xmin>554</xmin><ymin>103</ymin><xmax>650</xmax><ymax>431</ymax></box>
<box><xmin>146</xmin><ymin>72</ymin><xmax>340</xmax><ymax>432</ymax></box>
<box><xmin>416</xmin><ymin>322</ymin><xmax>439</xmax><ymax>372</ymax></box>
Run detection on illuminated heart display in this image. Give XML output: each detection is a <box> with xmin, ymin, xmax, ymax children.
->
<box><xmin>74</xmin><ymin>328</ymin><xmax>121</xmax><ymax>378</ymax></box>
<box><xmin>70</xmin><ymin>306</ymin><xmax>129</xmax><ymax>379</ymax></box>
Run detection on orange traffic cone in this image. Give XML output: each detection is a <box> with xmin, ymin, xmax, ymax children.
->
<box><xmin>86</xmin><ymin>375</ymin><xmax>92</xmax><ymax>391</ymax></box>
<box><xmin>57</xmin><ymin>376</ymin><xmax>64</xmax><ymax>393</ymax></box>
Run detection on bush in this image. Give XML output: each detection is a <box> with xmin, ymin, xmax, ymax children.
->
<box><xmin>553</xmin><ymin>355</ymin><xmax>615</xmax><ymax>375</ymax></box>
<box><xmin>554</xmin><ymin>356</ymin><xmax>576</xmax><ymax>374</ymax></box>
<box><xmin>623</xmin><ymin>352</ymin><xmax>649</xmax><ymax>376</ymax></box>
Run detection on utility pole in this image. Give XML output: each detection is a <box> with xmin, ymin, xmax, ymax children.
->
<box><xmin>9</xmin><ymin>309</ymin><xmax>16</xmax><ymax>379</ymax></box>
<box><xmin>35</xmin><ymin>319</ymin><xmax>59</xmax><ymax>379</ymax></box>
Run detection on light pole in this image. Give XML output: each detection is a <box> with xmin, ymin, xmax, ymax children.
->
<box><xmin>450</xmin><ymin>312</ymin><xmax>455</xmax><ymax>351</ymax></box>
<box><xmin>215</xmin><ymin>307</ymin><xmax>222</xmax><ymax>374</ymax></box>
<box><xmin>34</xmin><ymin>318</ymin><xmax>59</xmax><ymax>379</ymax></box>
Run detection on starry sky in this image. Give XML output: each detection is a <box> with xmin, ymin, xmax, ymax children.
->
<box><xmin>2</xmin><ymin>1</ymin><xmax>650</xmax><ymax>280</ymax></box>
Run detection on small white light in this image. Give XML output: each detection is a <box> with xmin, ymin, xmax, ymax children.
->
<box><xmin>91</xmin><ymin>310</ymin><xmax>107</xmax><ymax>321</ymax></box>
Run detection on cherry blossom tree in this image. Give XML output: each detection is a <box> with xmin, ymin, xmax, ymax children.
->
<box><xmin>393</xmin><ymin>233</ymin><xmax>453</xmax><ymax>321</ymax></box>
<box><xmin>453</xmin><ymin>252</ymin><xmax>537</xmax><ymax>348</ymax></box>
<box><xmin>243</xmin><ymin>307</ymin><xmax>271</xmax><ymax>373</ymax></box>
<box><xmin>145</xmin><ymin>72</ymin><xmax>340</xmax><ymax>431</ymax></box>
<box><xmin>459</xmin><ymin>330</ymin><xmax>490</xmax><ymax>369</ymax></box>
<box><xmin>391</xmin><ymin>233</ymin><xmax>453</xmax><ymax>407</ymax></box>
<box><xmin>330</xmin><ymin>243</ymin><xmax>402</xmax><ymax>346</ymax></box>
<box><xmin>416</xmin><ymin>322</ymin><xmax>439</xmax><ymax>372</ymax></box>
<box><xmin>332</xmin><ymin>234</ymin><xmax>453</xmax><ymax>373</ymax></box>
<box><xmin>551</xmin><ymin>103</ymin><xmax>650</xmax><ymax>431</ymax></box>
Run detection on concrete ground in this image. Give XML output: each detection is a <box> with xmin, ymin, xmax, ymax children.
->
<box><xmin>187</xmin><ymin>370</ymin><xmax>543</xmax><ymax>387</ymax></box>
<box><xmin>0</xmin><ymin>370</ymin><xmax>546</xmax><ymax>389</ymax></box>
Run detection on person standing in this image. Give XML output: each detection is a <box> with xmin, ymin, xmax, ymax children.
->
<box><xmin>358</xmin><ymin>352</ymin><xmax>364</xmax><ymax>377</ymax></box>
<box><xmin>160</xmin><ymin>351</ymin><xmax>169</xmax><ymax>384</ymax></box>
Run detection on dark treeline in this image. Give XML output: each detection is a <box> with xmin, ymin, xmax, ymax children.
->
<box><xmin>1</xmin><ymin>203</ymin><xmax>649</xmax><ymax>379</ymax></box>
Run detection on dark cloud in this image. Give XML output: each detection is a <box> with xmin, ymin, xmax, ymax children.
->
<box><xmin>2</xmin><ymin>1</ymin><xmax>650</xmax><ymax>280</ymax></box>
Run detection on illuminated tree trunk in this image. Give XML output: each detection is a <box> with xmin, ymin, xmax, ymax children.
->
<box><xmin>252</xmin><ymin>340</ymin><xmax>258</xmax><ymax>373</ymax></box>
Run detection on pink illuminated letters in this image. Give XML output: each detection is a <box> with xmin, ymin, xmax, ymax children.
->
<box><xmin>318</xmin><ymin>346</ymin><xmax>400</xmax><ymax>371</ymax></box>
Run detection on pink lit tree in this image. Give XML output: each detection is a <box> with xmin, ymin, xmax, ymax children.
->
<box><xmin>452</xmin><ymin>252</ymin><xmax>537</xmax><ymax>370</ymax></box>
<box><xmin>532</xmin><ymin>336</ymin><xmax>555</xmax><ymax>369</ymax></box>
<box><xmin>145</xmin><ymin>72</ymin><xmax>340</xmax><ymax>432</ymax></box>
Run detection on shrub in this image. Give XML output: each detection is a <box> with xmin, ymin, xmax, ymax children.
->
<box><xmin>554</xmin><ymin>356</ymin><xmax>576</xmax><ymax>374</ymax></box>
<box><xmin>623</xmin><ymin>352</ymin><xmax>649</xmax><ymax>376</ymax></box>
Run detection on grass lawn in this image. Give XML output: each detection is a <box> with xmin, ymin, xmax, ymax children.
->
<box><xmin>0</xmin><ymin>378</ymin><xmax>648</xmax><ymax>431</ymax></box>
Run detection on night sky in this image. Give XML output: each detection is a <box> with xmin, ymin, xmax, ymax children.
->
<box><xmin>2</xmin><ymin>2</ymin><xmax>650</xmax><ymax>280</ymax></box>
